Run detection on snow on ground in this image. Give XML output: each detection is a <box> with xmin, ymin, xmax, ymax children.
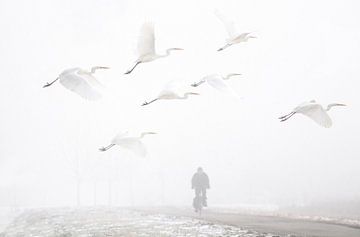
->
<box><xmin>0</xmin><ymin>208</ymin><xmax>21</xmax><ymax>233</ymax></box>
<box><xmin>210</xmin><ymin>206</ymin><xmax>360</xmax><ymax>229</ymax></box>
<box><xmin>276</xmin><ymin>214</ymin><xmax>360</xmax><ymax>229</ymax></box>
<box><xmin>0</xmin><ymin>207</ymin><xmax>281</xmax><ymax>237</ymax></box>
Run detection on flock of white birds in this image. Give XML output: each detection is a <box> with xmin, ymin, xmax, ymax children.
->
<box><xmin>43</xmin><ymin>11</ymin><xmax>346</xmax><ymax>157</ymax></box>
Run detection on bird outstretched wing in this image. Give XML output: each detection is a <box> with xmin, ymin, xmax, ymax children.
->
<box><xmin>205</xmin><ymin>75</ymin><xmax>229</xmax><ymax>91</ymax></box>
<box><xmin>233</xmin><ymin>32</ymin><xmax>251</xmax><ymax>41</ymax></box>
<box><xmin>111</xmin><ymin>131</ymin><xmax>129</xmax><ymax>144</ymax></box>
<box><xmin>117</xmin><ymin>138</ymin><xmax>147</xmax><ymax>157</ymax></box>
<box><xmin>157</xmin><ymin>80</ymin><xmax>182</xmax><ymax>97</ymax></box>
<box><xmin>78</xmin><ymin>72</ymin><xmax>104</xmax><ymax>90</ymax></box>
<box><xmin>137</xmin><ymin>22</ymin><xmax>155</xmax><ymax>57</ymax></box>
<box><xmin>59</xmin><ymin>69</ymin><xmax>102</xmax><ymax>100</ymax></box>
<box><xmin>301</xmin><ymin>105</ymin><xmax>332</xmax><ymax>128</ymax></box>
<box><xmin>214</xmin><ymin>10</ymin><xmax>236</xmax><ymax>38</ymax></box>
<box><xmin>205</xmin><ymin>75</ymin><xmax>240</xmax><ymax>99</ymax></box>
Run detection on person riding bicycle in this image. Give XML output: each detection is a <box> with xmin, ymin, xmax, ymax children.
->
<box><xmin>191</xmin><ymin>167</ymin><xmax>210</xmax><ymax>208</ymax></box>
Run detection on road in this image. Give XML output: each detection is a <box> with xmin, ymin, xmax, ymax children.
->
<box><xmin>135</xmin><ymin>206</ymin><xmax>360</xmax><ymax>237</ymax></box>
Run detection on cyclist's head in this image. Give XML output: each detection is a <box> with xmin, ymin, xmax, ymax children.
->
<box><xmin>197</xmin><ymin>167</ymin><xmax>203</xmax><ymax>172</ymax></box>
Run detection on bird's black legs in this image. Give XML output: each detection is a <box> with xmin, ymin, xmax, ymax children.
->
<box><xmin>142</xmin><ymin>98</ymin><xmax>158</xmax><ymax>106</ymax></box>
<box><xmin>191</xmin><ymin>80</ymin><xmax>205</xmax><ymax>87</ymax></box>
<box><xmin>217</xmin><ymin>44</ymin><xmax>231</xmax><ymax>51</ymax></box>
<box><xmin>43</xmin><ymin>78</ymin><xmax>59</xmax><ymax>88</ymax></box>
<box><xmin>279</xmin><ymin>111</ymin><xmax>296</xmax><ymax>122</ymax></box>
<box><xmin>278</xmin><ymin>112</ymin><xmax>292</xmax><ymax>120</ymax></box>
<box><xmin>99</xmin><ymin>144</ymin><xmax>115</xmax><ymax>152</ymax></box>
<box><xmin>124</xmin><ymin>62</ymin><xmax>140</xmax><ymax>74</ymax></box>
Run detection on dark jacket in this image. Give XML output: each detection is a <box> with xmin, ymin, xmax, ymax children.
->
<box><xmin>191</xmin><ymin>172</ymin><xmax>210</xmax><ymax>189</ymax></box>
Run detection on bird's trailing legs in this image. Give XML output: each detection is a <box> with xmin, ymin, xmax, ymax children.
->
<box><xmin>191</xmin><ymin>80</ymin><xmax>205</xmax><ymax>87</ymax></box>
<box><xmin>217</xmin><ymin>43</ymin><xmax>231</xmax><ymax>51</ymax></box>
<box><xmin>124</xmin><ymin>62</ymin><xmax>141</xmax><ymax>74</ymax></box>
<box><xmin>43</xmin><ymin>78</ymin><xmax>59</xmax><ymax>88</ymax></box>
<box><xmin>99</xmin><ymin>144</ymin><xmax>115</xmax><ymax>152</ymax></box>
<box><xmin>142</xmin><ymin>98</ymin><xmax>158</xmax><ymax>106</ymax></box>
<box><xmin>279</xmin><ymin>111</ymin><xmax>296</xmax><ymax>122</ymax></box>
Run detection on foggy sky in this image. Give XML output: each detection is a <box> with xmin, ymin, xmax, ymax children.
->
<box><xmin>0</xmin><ymin>0</ymin><xmax>360</xmax><ymax>208</ymax></box>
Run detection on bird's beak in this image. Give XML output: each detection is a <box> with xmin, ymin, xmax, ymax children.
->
<box><xmin>191</xmin><ymin>83</ymin><xmax>198</xmax><ymax>87</ymax></box>
<box><xmin>99</xmin><ymin>66</ymin><xmax>110</xmax><ymax>69</ymax></box>
<box><xmin>217</xmin><ymin>48</ymin><xmax>224</xmax><ymax>51</ymax></box>
<box><xmin>336</xmin><ymin>103</ymin><xmax>346</xmax><ymax>106</ymax></box>
<box><xmin>174</xmin><ymin>48</ymin><xmax>184</xmax><ymax>50</ymax></box>
<box><xmin>190</xmin><ymin>92</ymin><xmax>200</xmax><ymax>95</ymax></box>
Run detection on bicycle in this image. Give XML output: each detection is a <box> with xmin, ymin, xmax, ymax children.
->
<box><xmin>193</xmin><ymin>194</ymin><xmax>206</xmax><ymax>215</ymax></box>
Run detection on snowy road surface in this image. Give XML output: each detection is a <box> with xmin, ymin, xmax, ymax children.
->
<box><xmin>1</xmin><ymin>207</ymin><xmax>279</xmax><ymax>237</ymax></box>
<box><xmin>2</xmin><ymin>207</ymin><xmax>360</xmax><ymax>237</ymax></box>
<box><xmin>137</xmin><ymin>207</ymin><xmax>360</xmax><ymax>237</ymax></box>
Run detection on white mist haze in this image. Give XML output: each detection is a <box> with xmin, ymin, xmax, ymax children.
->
<box><xmin>1</xmin><ymin>0</ymin><xmax>360</xmax><ymax>211</ymax></box>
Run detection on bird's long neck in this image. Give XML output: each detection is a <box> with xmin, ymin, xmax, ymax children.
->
<box><xmin>326</xmin><ymin>103</ymin><xmax>345</xmax><ymax>111</ymax></box>
<box><xmin>90</xmin><ymin>66</ymin><xmax>109</xmax><ymax>74</ymax></box>
<box><xmin>245</xmin><ymin>35</ymin><xmax>256</xmax><ymax>41</ymax></box>
<box><xmin>139</xmin><ymin>132</ymin><xmax>155</xmax><ymax>138</ymax></box>
<box><xmin>159</xmin><ymin>48</ymin><xmax>175</xmax><ymax>58</ymax></box>
<box><xmin>223</xmin><ymin>73</ymin><xmax>241</xmax><ymax>80</ymax></box>
<box><xmin>180</xmin><ymin>92</ymin><xmax>195</xmax><ymax>99</ymax></box>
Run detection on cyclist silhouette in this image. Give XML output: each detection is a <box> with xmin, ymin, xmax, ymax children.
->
<box><xmin>191</xmin><ymin>167</ymin><xmax>210</xmax><ymax>211</ymax></box>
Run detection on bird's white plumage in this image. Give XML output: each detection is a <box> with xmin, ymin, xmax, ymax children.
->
<box><xmin>125</xmin><ymin>22</ymin><xmax>183</xmax><ymax>74</ymax></box>
<box><xmin>297</xmin><ymin>103</ymin><xmax>332</xmax><ymax>128</ymax></box>
<box><xmin>214</xmin><ymin>10</ymin><xmax>236</xmax><ymax>38</ymax></box>
<box><xmin>215</xmin><ymin>10</ymin><xmax>256</xmax><ymax>51</ymax></box>
<box><xmin>231</xmin><ymin>32</ymin><xmax>251</xmax><ymax>43</ymax></box>
<box><xmin>137</xmin><ymin>22</ymin><xmax>155</xmax><ymax>57</ymax></box>
<box><xmin>280</xmin><ymin>100</ymin><xmax>345</xmax><ymax>128</ymax></box>
<box><xmin>113</xmin><ymin>138</ymin><xmax>147</xmax><ymax>157</ymax></box>
<box><xmin>111</xmin><ymin>131</ymin><xmax>129</xmax><ymax>143</ymax></box>
<box><xmin>77</xmin><ymin>70</ymin><xmax>104</xmax><ymax>89</ymax></box>
<box><xmin>142</xmin><ymin>81</ymin><xmax>199</xmax><ymax>106</ymax></box>
<box><xmin>194</xmin><ymin>74</ymin><xmax>241</xmax><ymax>99</ymax></box>
<box><xmin>205</xmin><ymin>74</ymin><xmax>232</xmax><ymax>93</ymax></box>
<box><xmin>158</xmin><ymin>81</ymin><xmax>198</xmax><ymax>100</ymax></box>
<box><xmin>59</xmin><ymin>68</ymin><xmax>102</xmax><ymax>100</ymax></box>
<box><xmin>103</xmin><ymin>131</ymin><xmax>156</xmax><ymax>157</ymax></box>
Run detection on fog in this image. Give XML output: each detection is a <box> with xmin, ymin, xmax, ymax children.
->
<box><xmin>1</xmin><ymin>0</ymin><xmax>360</xmax><ymax>213</ymax></box>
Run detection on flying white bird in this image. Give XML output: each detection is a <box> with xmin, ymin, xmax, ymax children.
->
<box><xmin>215</xmin><ymin>10</ymin><xmax>256</xmax><ymax>51</ymax></box>
<box><xmin>43</xmin><ymin>66</ymin><xmax>109</xmax><ymax>100</ymax></box>
<box><xmin>99</xmin><ymin>131</ymin><xmax>156</xmax><ymax>157</ymax></box>
<box><xmin>279</xmin><ymin>100</ymin><xmax>346</xmax><ymax>128</ymax></box>
<box><xmin>142</xmin><ymin>82</ymin><xmax>199</xmax><ymax>106</ymax></box>
<box><xmin>125</xmin><ymin>22</ymin><xmax>183</xmax><ymax>74</ymax></box>
<box><xmin>191</xmin><ymin>73</ymin><xmax>242</xmax><ymax>97</ymax></box>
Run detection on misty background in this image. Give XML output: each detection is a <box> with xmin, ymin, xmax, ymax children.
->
<box><xmin>0</xmin><ymin>0</ymin><xmax>359</xmax><ymax>215</ymax></box>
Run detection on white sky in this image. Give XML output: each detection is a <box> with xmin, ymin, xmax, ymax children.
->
<box><xmin>0</xmin><ymin>0</ymin><xmax>360</xmax><ymax>208</ymax></box>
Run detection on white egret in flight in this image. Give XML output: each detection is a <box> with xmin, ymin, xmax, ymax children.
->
<box><xmin>99</xmin><ymin>131</ymin><xmax>156</xmax><ymax>157</ymax></box>
<box><xmin>279</xmin><ymin>100</ymin><xmax>346</xmax><ymax>128</ymax></box>
<box><xmin>142</xmin><ymin>82</ymin><xmax>199</xmax><ymax>106</ymax></box>
<box><xmin>215</xmin><ymin>10</ymin><xmax>256</xmax><ymax>51</ymax></box>
<box><xmin>192</xmin><ymin>73</ymin><xmax>241</xmax><ymax>92</ymax></box>
<box><xmin>125</xmin><ymin>22</ymin><xmax>183</xmax><ymax>74</ymax></box>
<box><xmin>43</xmin><ymin>66</ymin><xmax>109</xmax><ymax>100</ymax></box>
